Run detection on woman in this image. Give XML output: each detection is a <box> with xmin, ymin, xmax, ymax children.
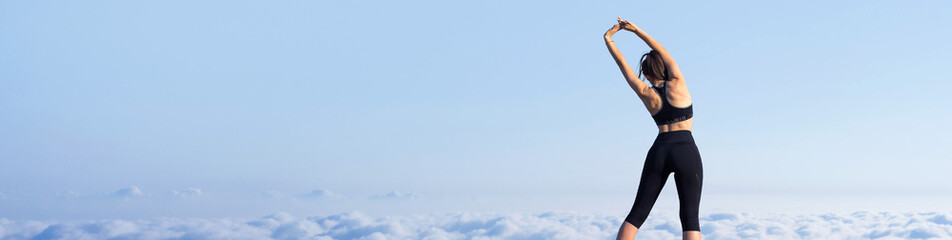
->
<box><xmin>604</xmin><ymin>17</ymin><xmax>704</xmax><ymax>240</ymax></box>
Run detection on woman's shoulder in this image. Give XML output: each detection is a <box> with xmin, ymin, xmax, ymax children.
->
<box><xmin>666</xmin><ymin>77</ymin><xmax>687</xmax><ymax>86</ymax></box>
<box><xmin>665</xmin><ymin>78</ymin><xmax>690</xmax><ymax>90</ymax></box>
<box><xmin>664</xmin><ymin>78</ymin><xmax>692</xmax><ymax>98</ymax></box>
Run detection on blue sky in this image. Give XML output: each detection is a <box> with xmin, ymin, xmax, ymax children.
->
<box><xmin>1</xmin><ymin>0</ymin><xmax>951</xmax><ymax>220</ymax></box>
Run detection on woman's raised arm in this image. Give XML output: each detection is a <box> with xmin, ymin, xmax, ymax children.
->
<box><xmin>618</xmin><ymin>18</ymin><xmax>685</xmax><ymax>82</ymax></box>
<box><xmin>605</xmin><ymin>24</ymin><xmax>655</xmax><ymax>100</ymax></box>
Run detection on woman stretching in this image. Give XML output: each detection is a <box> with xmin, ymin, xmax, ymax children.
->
<box><xmin>605</xmin><ymin>17</ymin><xmax>704</xmax><ymax>240</ymax></box>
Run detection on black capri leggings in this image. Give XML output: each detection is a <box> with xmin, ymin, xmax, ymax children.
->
<box><xmin>624</xmin><ymin>130</ymin><xmax>704</xmax><ymax>231</ymax></box>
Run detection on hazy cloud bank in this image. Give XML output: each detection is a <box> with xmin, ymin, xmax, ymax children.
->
<box><xmin>1</xmin><ymin>211</ymin><xmax>951</xmax><ymax>239</ymax></box>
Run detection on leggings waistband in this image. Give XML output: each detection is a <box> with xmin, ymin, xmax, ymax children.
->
<box><xmin>655</xmin><ymin>130</ymin><xmax>694</xmax><ymax>142</ymax></box>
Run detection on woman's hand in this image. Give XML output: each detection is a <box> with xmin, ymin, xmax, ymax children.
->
<box><xmin>604</xmin><ymin>24</ymin><xmax>621</xmax><ymax>39</ymax></box>
<box><xmin>617</xmin><ymin>17</ymin><xmax>639</xmax><ymax>32</ymax></box>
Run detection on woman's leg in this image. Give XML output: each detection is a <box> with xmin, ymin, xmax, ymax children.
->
<box><xmin>671</xmin><ymin>141</ymin><xmax>703</xmax><ymax>239</ymax></box>
<box><xmin>619</xmin><ymin>143</ymin><xmax>669</xmax><ymax>240</ymax></box>
<box><xmin>682</xmin><ymin>230</ymin><xmax>702</xmax><ymax>240</ymax></box>
<box><xmin>616</xmin><ymin>221</ymin><xmax>638</xmax><ymax>240</ymax></box>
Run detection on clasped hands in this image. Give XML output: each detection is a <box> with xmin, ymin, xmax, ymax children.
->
<box><xmin>605</xmin><ymin>17</ymin><xmax>639</xmax><ymax>39</ymax></box>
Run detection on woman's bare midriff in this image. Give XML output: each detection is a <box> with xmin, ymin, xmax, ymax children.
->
<box><xmin>658</xmin><ymin>118</ymin><xmax>693</xmax><ymax>133</ymax></box>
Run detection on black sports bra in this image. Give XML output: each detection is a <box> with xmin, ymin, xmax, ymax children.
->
<box><xmin>650</xmin><ymin>81</ymin><xmax>693</xmax><ymax>125</ymax></box>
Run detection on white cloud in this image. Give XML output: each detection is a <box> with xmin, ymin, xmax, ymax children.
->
<box><xmin>56</xmin><ymin>191</ymin><xmax>82</xmax><ymax>199</ymax></box>
<box><xmin>110</xmin><ymin>186</ymin><xmax>144</xmax><ymax>199</ymax></box>
<box><xmin>261</xmin><ymin>190</ymin><xmax>286</xmax><ymax>199</ymax></box>
<box><xmin>370</xmin><ymin>190</ymin><xmax>420</xmax><ymax>200</ymax></box>
<box><xmin>1</xmin><ymin>211</ymin><xmax>952</xmax><ymax>239</ymax></box>
<box><xmin>298</xmin><ymin>188</ymin><xmax>342</xmax><ymax>200</ymax></box>
<box><xmin>172</xmin><ymin>187</ymin><xmax>203</xmax><ymax>197</ymax></box>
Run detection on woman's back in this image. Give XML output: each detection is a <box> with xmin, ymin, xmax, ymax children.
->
<box><xmin>644</xmin><ymin>79</ymin><xmax>693</xmax><ymax>132</ymax></box>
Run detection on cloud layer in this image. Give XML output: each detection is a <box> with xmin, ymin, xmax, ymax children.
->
<box><xmin>297</xmin><ymin>188</ymin><xmax>342</xmax><ymax>200</ymax></box>
<box><xmin>111</xmin><ymin>186</ymin><xmax>144</xmax><ymax>199</ymax></box>
<box><xmin>1</xmin><ymin>211</ymin><xmax>951</xmax><ymax>239</ymax></box>
<box><xmin>172</xmin><ymin>188</ymin><xmax>204</xmax><ymax>197</ymax></box>
<box><xmin>369</xmin><ymin>190</ymin><xmax>420</xmax><ymax>200</ymax></box>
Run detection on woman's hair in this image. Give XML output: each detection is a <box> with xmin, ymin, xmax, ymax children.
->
<box><xmin>638</xmin><ymin>50</ymin><xmax>667</xmax><ymax>82</ymax></box>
